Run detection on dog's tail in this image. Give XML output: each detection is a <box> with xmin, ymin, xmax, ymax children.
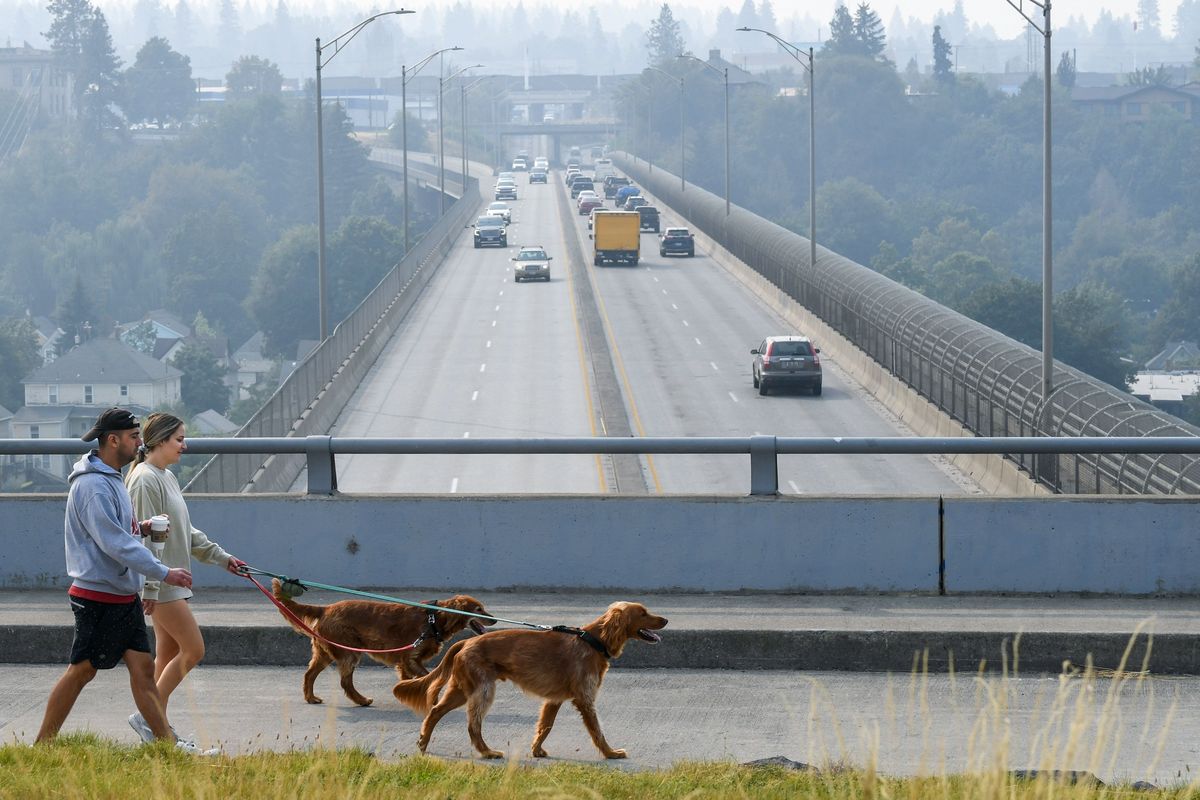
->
<box><xmin>271</xmin><ymin>577</ymin><xmax>328</xmax><ymax>636</ymax></box>
<box><xmin>393</xmin><ymin>639</ymin><xmax>464</xmax><ymax>714</ymax></box>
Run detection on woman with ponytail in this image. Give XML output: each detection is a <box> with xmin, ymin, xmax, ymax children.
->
<box><xmin>124</xmin><ymin>412</ymin><xmax>244</xmax><ymax>745</ymax></box>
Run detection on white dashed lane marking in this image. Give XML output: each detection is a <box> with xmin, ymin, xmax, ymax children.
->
<box><xmin>710</xmin><ymin>362</ymin><xmax>719</xmax><ymax>371</ymax></box>
<box><xmin>450</xmin><ymin>478</ymin><xmax>459</xmax><ymax>492</ymax></box>
<box><xmin>788</xmin><ymin>480</ymin><xmax>802</xmax><ymax>494</ymax></box>
<box><xmin>728</xmin><ymin>392</ymin><xmax>739</xmax><ymax>403</ymax></box>
<box><xmin>471</xmin><ymin>390</ymin><xmax>479</xmax><ymax>402</ymax></box>
<box><xmin>480</xmin><ymin>364</ymin><xmax>487</xmax><ymax>373</ymax></box>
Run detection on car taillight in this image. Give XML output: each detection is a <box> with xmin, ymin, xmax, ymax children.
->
<box><xmin>812</xmin><ymin>354</ymin><xmax>821</xmax><ymax>366</ymax></box>
<box><xmin>761</xmin><ymin>357</ymin><xmax>772</xmax><ymax>371</ymax></box>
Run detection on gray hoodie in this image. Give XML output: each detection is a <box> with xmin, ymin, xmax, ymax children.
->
<box><xmin>65</xmin><ymin>452</ymin><xmax>169</xmax><ymax>596</ymax></box>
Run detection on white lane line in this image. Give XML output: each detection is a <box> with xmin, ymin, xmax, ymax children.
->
<box><xmin>661</xmin><ymin>289</ymin><xmax>668</xmax><ymax>295</ymax></box>
<box><xmin>694</xmin><ymin>337</ymin><xmax>702</xmax><ymax>345</ymax></box>
<box><xmin>494</xmin><ymin>305</ymin><xmax>500</xmax><ymax>311</ymax></box>
<box><xmin>671</xmin><ymin>303</ymin><xmax>678</xmax><ymax>310</ymax></box>
<box><xmin>492</xmin><ymin>320</ymin><xmax>497</xmax><ymax>327</ymax></box>
<box><xmin>463</xmin><ymin>432</ymin><xmax>471</xmax><ymax>438</ymax></box>
<box><xmin>480</xmin><ymin>363</ymin><xmax>487</xmax><ymax>373</ymax></box>
<box><xmin>728</xmin><ymin>391</ymin><xmax>739</xmax><ymax>403</ymax></box>
<box><xmin>754</xmin><ymin>431</ymin><xmax>761</xmax><ymax>436</ymax></box>
<box><xmin>653</xmin><ymin>276</ymin><xmax>659</xmax><ymax>283</ymax></box>
<box><xmin>499</xmin><ymin>291</ymin><xmax>504</xmax><ymax>296</ymax></box>
<box><xmin>486</xmin><ymin>340</ymin><xmax>492</xmax><ymax>348</ymax></box>
<box><xmin>710</xmin><ymin>362</ymin><xmax>719</xmax><ymax>371</ymax></box>
<box><xmin>682</xmin><ymin>320</ymin><xmax>690</xmax><ymax>327</ymax></box>
<box><xmin>450</xmin><ymin>478</ymin><xmax>459</xmax><ymax>493</ymax></box>
<box><xmin>788</xmin><ymin>480</ymin><xmax>802</xmax><ymax>495</ymax></box>
<box><xmin>471</xmin><ymin>390</ymin><xmax>479</xmax><ymax>402</ymax></box>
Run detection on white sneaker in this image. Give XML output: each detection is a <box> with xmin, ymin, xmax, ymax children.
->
<box><xmin>127</xmin><ymin>712</ymin><xmax>155</xmax><ymax>744</ymax></box>
<box><xmin>176</xmin><ymin>738</ymin><xmax>220</xmax><ymax>756</ymax></box>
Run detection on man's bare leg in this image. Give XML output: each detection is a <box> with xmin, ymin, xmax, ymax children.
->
<box><xmin>35</xmin><ymin>661</ymin><xmax>97</xmax><ymax>743</ymax></box>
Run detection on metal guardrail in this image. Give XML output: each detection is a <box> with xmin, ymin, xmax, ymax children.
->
<box><xmin>613</xmin><ymin>153</ymin><xmax>1200</xmax><ymax>495</ymax></box>
<box><xmin>7</xmin><ymin>436</ymin><xmax>1200</xmax><ymax>496</ymax></box>
<box><xmin>184</xmin><ymin>174</ymin><xmax>481</xmax><ymax>493</ymax></box>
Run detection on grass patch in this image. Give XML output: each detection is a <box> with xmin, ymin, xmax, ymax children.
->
<box><xmin>0</xmin><ymin>736</ymin><xmax>1195</xmax><ymax>800</ymax></box>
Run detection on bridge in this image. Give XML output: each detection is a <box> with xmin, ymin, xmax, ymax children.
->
<box><xmin>2</xmin><ymin>149</ymin><xmax>1198</xmax><ymax>595</ymax></box>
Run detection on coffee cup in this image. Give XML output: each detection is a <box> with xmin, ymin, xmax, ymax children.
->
<box><xmin>149</xmin><ymin>515</ymin><xmax>170</xmax><ymax>553</ymax></box>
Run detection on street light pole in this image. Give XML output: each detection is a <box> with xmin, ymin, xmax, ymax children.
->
<box><xmin>646</xmin><ymin>66</ymin><xmax>684</xmax><ymax>191</ymax></box>
<box><xmin>439</xmin><ymin>64</ymin><xmax>481</xmax><ymax>212</ymax></box>
<box><xmin>461</xmin><ymin>77</ymin><xmax>487</xmax><ymax>190</ymax></box>
<box><xmin>1005</xmin><ymin>0</ymin><xmax>1054</xmax><ymax>397</ymax></box>
<box><xmin>316</xmin><ymin>9</ymin><xmax>413</xmax><ymax>341</ymax></box>
<box><xmin>401</xmin><ymin>46</ymin><xmax>463</xmax><ymax>254</ymax></box>
<box><xmin>678</xmin><ymin>54</ymin><xmax>730</xmax><ymax>215</ymax></box>
<box><xmin>738</xmin><ymin>28</ymin><xmax>815</xmax><ymax>271</ymax></box>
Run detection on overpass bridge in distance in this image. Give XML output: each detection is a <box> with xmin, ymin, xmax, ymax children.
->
<box><xmin>182</xmin><ymin>150</ymin><xmax>1200</xmax><ymax>498</ymax></box>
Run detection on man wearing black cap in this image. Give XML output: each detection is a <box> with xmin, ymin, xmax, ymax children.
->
<box><xmin>36</xmin><ymin>407</ymin><xmax>207</xmax><ymax>753</ymax></box>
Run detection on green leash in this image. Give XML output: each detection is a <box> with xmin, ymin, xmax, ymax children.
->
<box><xmin>240</xmin><ymin>565</ymin><xmax>552</xmax><ymax>631</ymax></box>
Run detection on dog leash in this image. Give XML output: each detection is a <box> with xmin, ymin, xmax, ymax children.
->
<box><xmin>241</xmin><ymin>570</ymin><xmax>424</xmax><ymax>655</ymax></box>
<box><xmin>239</xmin><ymin>564</ymin><xmax>553</xmax><ymax>631</ymax></box>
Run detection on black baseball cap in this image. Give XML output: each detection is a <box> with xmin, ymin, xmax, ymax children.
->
<box><xmin>81</xmin><ymin>407</ymin><xmax>140</xmax><ymax>442</ymax></box>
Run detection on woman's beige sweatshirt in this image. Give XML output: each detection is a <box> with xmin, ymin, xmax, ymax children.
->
<box><xmin>126</xmin><ymin>461</ymin><xmax>232</xmax><ymax>603</ymax></box>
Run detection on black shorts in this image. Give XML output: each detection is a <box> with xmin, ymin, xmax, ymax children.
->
<box><xmin>68</xmin><ymin>595</ymin><xmax>151</xmax><ymax>670</ymax></box>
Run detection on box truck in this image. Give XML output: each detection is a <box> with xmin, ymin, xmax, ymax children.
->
<box><xmin>591</xmin><ymin>211</ymin><xmax>640</xmax><ymax>266</ymax></box>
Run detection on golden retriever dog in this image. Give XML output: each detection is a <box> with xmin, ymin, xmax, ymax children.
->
<box><xmin>392</xmin><ymin>601</ymin><xmax>668</xmax><ymax>760</ymax></box>
<box><xmin>272</xmin><ymin>578</ymin><xmax>495</xmax><ymax>706</ymax></box>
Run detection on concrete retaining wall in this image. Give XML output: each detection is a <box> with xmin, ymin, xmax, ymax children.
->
<box><xmin>4</xmin><ymin>494</ymin><xmax>1199</xmax><ymax>594</ymax></box>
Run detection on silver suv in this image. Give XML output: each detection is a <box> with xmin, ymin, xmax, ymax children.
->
<box><xmin>511</xmin><ymin>245</ymin><xmax>552</xmax><ymax>282</ymax></box>
<box><xmin>751</xmin><ymin>336</ymin><xmax>822</xmax><ymax>396</ymax></box>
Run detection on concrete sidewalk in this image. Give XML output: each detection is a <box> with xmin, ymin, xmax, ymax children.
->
<box><xmin>2</xmin><ymin>589</ymin><xmax>1197</xmax><ymax>674</ymax></box>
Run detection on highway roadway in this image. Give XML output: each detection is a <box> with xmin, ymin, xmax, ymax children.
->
<box><xmin>328</xmin><ymin>153</ymin><xmax>977</xmax><ymax>496</ymax></box>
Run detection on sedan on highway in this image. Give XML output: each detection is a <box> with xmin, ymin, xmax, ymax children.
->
<box><xmin>751</xmin><ymin>336</ymin><xmax>822</xmax><ymax>396</ymax></box>
<box><xmin>511</xmin><ymin>246</ymin><xmax>552</xmax><ymax>282</ymax></box>
<box><xmin>578</xmin><ymin>195</ymin><xmax>604</xmax><ymax>215</ymax></box>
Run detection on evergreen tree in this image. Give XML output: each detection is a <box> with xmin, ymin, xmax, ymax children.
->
<box><xmin>1056</xmin><ymin>50</ymin><xmax>1076</xmax><ymax>87</ymax></box>
<box><xmin>45</xmin><ymin>0</ymin><xmax>122</xmax><ymax>124</ymax></box>
<box><xmin>758</xmin><ymin>0</ymin><xmax>778</xmax><ymax>35</ymax></box>
<box><xmin>853</xmin><ymin>3</ymin><xmax>888</xmax><ymax>62</ymax></box>
<box><xmin>173</xmin><ymin>0</ymin><xmax>193</xmax><ymax>51</ymax></box>
<box><xmin>0</xmin><ymin>317</ymin><xmax>40</xmax><ymax>410</ymax></box>
<box><xmin>1137</xmin><ymin>0</ymin><xmax>1161</xmax><ymax>35</ymax></box>
<box><xmin>53</xmin><ymin>274</ymin><xmax>92</xmax><ymax>353</ymax></box>
<box><xmin>824</xmin><ymin>4</ymin><xmax>858</xmax><ymax>56</ymax></box>
<box><xmin>735</xmin><ymin>0</ymin><xmax>757</xmax><ymax>32</ymax></box>
<box><xmin>172</xmin><ymin>341</ymin><xmax>228</xmax><ymax>415</ymax></box>
<box><xmin>932</xmin><ymin>25</ymin><xmax>953</xmax><ymax>85</ymax></box>
<box><xmin>646</xmin><ymin>4</ymin><xmax>686</xmax><ymax>66</ymax></box>
<box><xmin>1126</xmin><ymin>65</ymin><xmax>1174</xmax><ymax>85</ymax></box>
<box><xmin>218</xmin><ymin>0</ymin><xmax>241</xmax><ymax>45</ymax></box>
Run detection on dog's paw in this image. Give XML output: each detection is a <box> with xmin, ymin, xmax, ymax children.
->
<box><xmin>531</xmin><ymin>746</ymin><xmax>548</xmax><ymax>758</ymax></box>
<box><xmin>480</xmin><ymin>749</ymin><xmax>504</xmax><ymax>759</ymax></box>
<box><xmin>306</xmin><ymin>696</ymin><xmax>324</xmax><ymax>705</ymax></box>
<box><xmin>354</xmin><ymin>697</ymin><xmax>374</xmax><ymax>707</ymax></box>
<box><xmin>605</xmin><ymin>749</ymin><xmax>627</xmax><ymax>759</ymax></box>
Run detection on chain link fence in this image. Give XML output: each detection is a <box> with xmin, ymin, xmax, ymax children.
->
<box><xmin>614</xmin><ymin>153</ymin><xmax>1200</xmax><ymax>494</ymax></box>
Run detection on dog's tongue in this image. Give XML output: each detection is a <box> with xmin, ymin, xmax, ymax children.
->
<box><xmin>639</xmin><ymin>629</ymin><xmax>662</xmax><ymax>643</ymax></box>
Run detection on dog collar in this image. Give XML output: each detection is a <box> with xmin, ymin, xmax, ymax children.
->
<box><xmin>411</xmin><ymin>606</ymin><xmax>443</xmax><ymax>648</ymax></box>
<box><xmin>551</xmin><ymin>625</ymin><xmax>611</xmax><ymax>660</ymax></box>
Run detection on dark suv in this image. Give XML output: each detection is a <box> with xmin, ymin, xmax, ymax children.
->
<box><xmin>636</xmin><ymin>205</ymin><xmax>660</xmax><ymax>232</ymax></box>
<box><xmin>569</xmin><ymin>177</ymin><xmax>594</xmax><ymax>198</ymax></box>
<box><xmin>751</xmin><ymin>336</ymin><xmax>822</xmax><ymax>396</ymax></box>
<box><xmin>472</xmin><ymin>215</ymin><xmax>508</xmax><ymax>248</ymax></box>
<box><xmin>659</xmin><ymin>227</ymin><xmax>695</xmax><ymax>257</ymax></box>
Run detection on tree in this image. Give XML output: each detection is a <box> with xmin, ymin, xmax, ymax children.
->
<box><xmin>388</xmin><ymin>111</ymin><xmax>428</xmax><ymax>151</ymax></box>
<box><xmin>1137</xmin><ymin>0</ymin><xmax>1161</xmax><ymax>35</ymax></box>
<box><xmin>329</xmin><ymin>216</ymin><xmax>404</xmax><ymax>321</ymax></box>
<box><xmin>53</xmin><ymin>273</ymin><xmax>92</xmax><ymax>353</ymax></box>
<box><xmin>824</xmin><ymin>4</ymin><xmax>858</xmax><ymax>56</ymax></box>
<box><xmin>225</xmin><ymin>55</ymin><xmax>283</xmax><ymax>99</ymax></box>
<box><xmin>0</xmin><ymin>317</ymin><xmax>40</xmax><ymax>410</ymax></box>
<box><xmin>172</xmin><ymin>340</ymin><xmax>228</xmax><ymax>414</ymax></box>
<box><xmin>1126</xmin><ymin>65</ymin><xmax>1174</xmax><ymax>85</ymax></box>
<box><xmin>959</xmin><ymin>277</ymin><xmax>1041</xmax><ymax>348</ymax></box>
<box><xmin>45</xmin><ymin>0</ymin><xmax>122</xmax><ymax>127</ymax></box>
<box><xmin>246</xmin><ymin>225</ymin><xmax>318</xmax><ymax>357</ymax></box>
<box><xmin>646</xmin><ymin>4</ymin><xmax>685</xmax><ymax>66</ymax></box>
<box><xmin>853</xmin><ymin>3</ymin><xmax>889</xmax><ymax>62</ymax></box>
<box><xmin>1056</xmin><ymin>50</ymin><xmax>1076</xmax><ymax>87</ymax></box>
<box><xmin>217</xmin><ymin>0</ymin><xmax>241</xmax><ymax>46</ymax></box>
<box><xmin>932</xmin><ymin>25</ymin><xmax>953</xmax><ymax>86</ymax></box>
<box><xmin>925</xmin><ymin>252</ymin><xmax>1003</xmax><ymax>309</ymax></box>
<box><xmin>734</xmin><ymin>0</ymin><xmax>757</xmax><ymax>31</ymax></box>
<box><xmin>1153</xmin><ymin>252</ymin><xmax>1200</xmax><ymax>344</ymax></box>
<box><xmin>121</xmin><ymin>319</ymin><xmax>157</xmax><ymax>354</ymax></box>
<box><xmin>123</xmin><ymin>36</ymin><xmax>194</xmax><ymax>126</ymax></box>
<box><xmin>758</xmin><ymin>0</ymin><xmax>778</xmax><ymax>34</ymax></box>
<box><xmin>1054</xmin><ymin>283</ymin><xmax>1135</xmax><ymax>389</ymax></box>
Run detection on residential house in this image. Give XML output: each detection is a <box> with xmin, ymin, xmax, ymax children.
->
<box><xmin>1071</xmin><ymin>84</ymin><xmax>1200</xmax><ymax>123</ymax></box>
<box><xmin>7</xmin><ymin>338</ymin><xmax>183</xmax><ymax>483</ymax></box>
<box><xmin>190</xmin><ymin>409</ymin><xmax>239</xmax><ymax>435</ymax></box>
<box><xmin>30</xmin><ymin>315</ymin><xmax>65</xmax><ymax>364</ymax></box>
<box><xmin>232</xmin><ymin>331</ymin><xmax>278</xmax><ymax>400</ymax></box>
<box><xmin>0</xmin><ymin>44</ymin><xmax>74</xmax><ymax>121</ymax></box>
<box><xmin>1129</xmin><ymin>340</ymin><xmax>1200</xmax><ymax>418</ymax></box>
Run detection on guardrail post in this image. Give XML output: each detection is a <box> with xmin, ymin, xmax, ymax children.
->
<box><xmin>749</xmin><ymin>435</ymin><xmax>778</xmax><ymax>496</ymax></box>
<box><xmin>305</xmin><ymin>435</ymin><xmax>337</xmax><ymax>495</ymax></box>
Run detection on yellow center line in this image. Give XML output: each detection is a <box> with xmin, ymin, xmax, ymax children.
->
<box><xmin>580</xmin><ymin>239</ymin><xmax>664</xmax><ymax>495</ymax></box>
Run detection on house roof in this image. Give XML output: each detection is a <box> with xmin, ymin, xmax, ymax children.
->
<box><xmin>0</xmin><ymin>403</ymin><xmax>12</xmax><ymax>420</ymax></box>
<box><xmin>190</xmin><ymin>409</ymin><xmax>240</xmax><ymax>435</ymax></box>
<box><xmin>234</xmin><ymin>331</ymin><xmax>265</xmax><ymax>361</ymax></box>
<box><xmin>1145</xmin><ymin>340</ymin><xmax>1200</xmax><ymax>371</ymax></box>
<box><xmin>22</xmin><ymin>337</ymin><xmax>183</xmax><ymax>384</ymax></box>
<box><xmin>11</xmin><ymin>403</ymin><xmax>153</xmax><ymax>428</ymax></box>
<box><xmin>1071</xmin><ymin>84</ymin><xmax>1199</xmax><ymax>103</ymax></box>
<box><xmin>702</xmin><ymin>50</ymin><xmax>762</xmax><ymax>86</ymax></box>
